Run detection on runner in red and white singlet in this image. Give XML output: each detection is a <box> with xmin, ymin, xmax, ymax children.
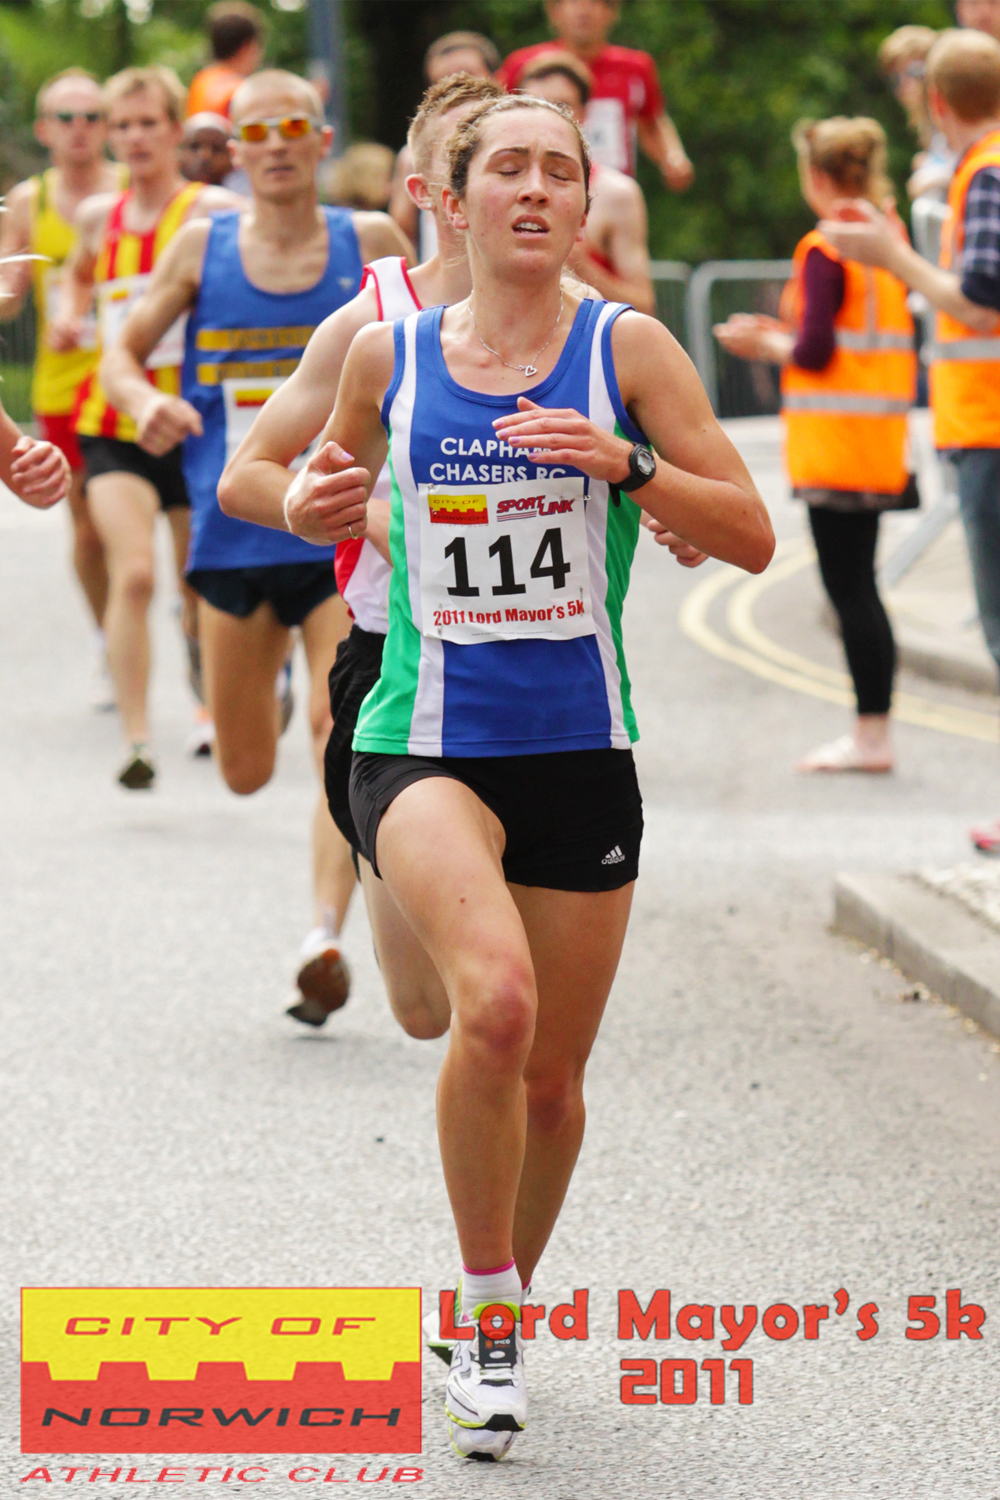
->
<box><xmin>220</xmin><ymin>74</ymin><xmax>502</xmax><ymax>1042</ymax></box>
<box><xmin>498</xmin><ymin>0</ymin><xmax>693</xmax><ymax>189</ymax></box>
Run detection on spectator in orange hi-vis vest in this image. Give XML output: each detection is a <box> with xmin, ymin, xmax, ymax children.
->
<box><xmin>821</xmin><ymin>30</ymin><xmax>1000</xmax><ymax>851</ymax></box>
<box><xmin>186</xmin><ymin>0</ymin><xmax>264</xmax><ymax>120</ymax></box>
<box><xmin>716</xmin><ymin>117</ymin><xmax>916</xmax><ymax>777</ymax></box>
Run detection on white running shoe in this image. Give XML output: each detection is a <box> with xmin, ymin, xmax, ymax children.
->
<box><xmin>445</xmin><ymin>1301</ymin><xmax>525</xmax><ymax>1461</ymax></box>
<box><xmin>286</xmin><ymin>928</ymin><xmax>350</xmax><ymax>1026</ymax></box>
<box><xmin>449</xmin><ymin>1424</ymin><xmax>517</xmax><ymax>1462</ymax></box>
<box><xmin>423</xmin><ymin>1302</ymin><xmax>456</xmax><ymax>1366</ymax></box>
<box><xmin>89</xmin><ymin>641</ymin><xmax>116</xmax><ymax>712</ymax></box>
<box><xmin>185</xmin><ymin>707</ymin><xmax>215</xmax><ymax>758</ymax></box>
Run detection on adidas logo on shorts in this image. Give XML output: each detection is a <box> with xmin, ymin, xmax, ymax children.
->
<box><xmin>601</xmin><ymin>845</ymin><xmax>625</xmax><ymax>866</ymax></box>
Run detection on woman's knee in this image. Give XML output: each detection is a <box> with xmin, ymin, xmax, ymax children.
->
<box><xmin>454</xmin><ymin>959</ymin><xmax>536</xmax><ymax>1063</ymax></box>
<box><xmin>525</xmin><ymin>1068</ymin><xmax>585</xmax><ymax>1137</ymax></box>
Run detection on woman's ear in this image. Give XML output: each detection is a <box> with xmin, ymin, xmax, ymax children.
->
<box><xmin>440</xmin><ymin>185</ymin><xmax>469</xmax><ymax>232</ymax></box>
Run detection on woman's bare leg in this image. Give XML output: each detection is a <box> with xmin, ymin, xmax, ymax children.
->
<box><xmin>510</xmin><ymin>882</ymin><xmax>634</xmax><ymax>1287</ymax></box>
<box><xmin>374</xmin><ymin>775</ymin><xmax>535</xmax><ymax>1270</ymax></box>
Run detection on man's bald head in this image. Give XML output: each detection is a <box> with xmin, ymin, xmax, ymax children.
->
<box><xmin>229</xmin><ymin>69</ymin><xmax>324</xmax><ymax>125</ymax></box>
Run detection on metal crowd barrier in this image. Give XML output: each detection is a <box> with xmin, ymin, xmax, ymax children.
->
<box><xmin>649</xmin><ymin>259</ymin><xmax>690</xmax><ymax>351</ymax></box>
<box><xmin>685</xmin><ymin>259</ymin><xmax>794</xmax><ymax>417</ymax></box>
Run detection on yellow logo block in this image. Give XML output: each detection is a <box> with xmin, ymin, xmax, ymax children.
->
<box><xmin>22</xmin><ymin>1289</ymin><xmax>419</xmax><ymax>1384</ymax></box>
<box><xmin>427</xmin><ymin>491</ymin><xmax>488</xmax><ymax>525</ymax></box>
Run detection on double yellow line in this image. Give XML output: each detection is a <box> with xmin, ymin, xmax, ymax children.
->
<box><xmin>678</xmin><ymin>540</ymin><xmax>998</xmax><ymax>743</ymax></box>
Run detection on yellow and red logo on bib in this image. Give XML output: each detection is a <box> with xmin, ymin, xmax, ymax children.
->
<box><xmin>233</xmin><ymin>388</ymin><xmax>273</xmax><ymax>409</ymax></box>
<box><xmin>21</xmin><ymin>1289</ymin><xmax>420</xmax><ymax>1454</ymax></box>
<box><xmin>428</xmin><ymin>491</ymin><xmax>488</xmax><ymax>525</ymax></box>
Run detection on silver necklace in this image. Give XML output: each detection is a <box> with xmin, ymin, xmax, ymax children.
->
<box><xmin>468</xmin><ymin>290</ymin><xmax>563</xmax><ymax>379</ymax></box>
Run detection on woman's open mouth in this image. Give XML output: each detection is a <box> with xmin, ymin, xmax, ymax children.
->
<box><xmin>513</xmin><ymin>216</ymin><xmax>549</xmax><ymax>236</ymax></box>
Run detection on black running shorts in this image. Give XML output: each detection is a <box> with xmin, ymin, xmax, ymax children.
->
<box><xmin>79</xmin><ymin>434</ymin><xmax>190</xmax><ymax>511</ymax></box>
<box><xmin>187</xmin><ymin>562</ymin><xmax>339</xmax><ymax>629</ymax></box>
<box><xmin>349</xmin><ymin>746</ymin><xmax>642</xmax><ymax>892</ymax></box>
<box><xmin>324</xmin><ymin>624</ymin><xmax>386</xmax><ymax>849</ymax></box>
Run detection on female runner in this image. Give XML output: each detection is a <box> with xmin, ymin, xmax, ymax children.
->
<box><xmin>282</xmin><ymin>94</ymin><xmax>774</xmax><ymax>1460</ymax></box>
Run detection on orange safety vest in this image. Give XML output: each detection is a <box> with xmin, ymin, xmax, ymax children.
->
<box><xmin>930</xmin><ymin>129</ymin><xmax>1000</xmax><ymax>449</ymax></box>
<box><xmin>779</xmin><ymin>229</ymin><xmax>916</xmax><ymax>494</ymax></box>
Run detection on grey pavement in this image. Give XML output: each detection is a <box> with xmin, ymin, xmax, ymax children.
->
<box><xmin>3</xmin><ymin>423</ymin><xmax>1000</xmax><ymax>1499</ymax></box>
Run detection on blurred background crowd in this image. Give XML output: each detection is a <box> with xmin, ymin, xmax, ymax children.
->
<box><xmin>0</xmin><ymin>0</ymin><xmax>967</xmax><ymax>266</ymax></box>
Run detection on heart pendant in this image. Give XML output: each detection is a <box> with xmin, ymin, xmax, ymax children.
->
<box><xmin>523</xmin><ymin>364</ymin><xmax>537</xmax><ymax>377</ymax></box>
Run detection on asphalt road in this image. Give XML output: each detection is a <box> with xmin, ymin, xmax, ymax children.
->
<box><xmin>3</xmin><ymin>422</ymin><xmax>1000</xmax><ymax>1499</ymax></box>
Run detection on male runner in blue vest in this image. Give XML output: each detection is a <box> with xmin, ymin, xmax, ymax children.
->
<box><xmin>101</xmin><ymin>68</ymin><xmax>412</xmax><ymax>1020</ymax></box>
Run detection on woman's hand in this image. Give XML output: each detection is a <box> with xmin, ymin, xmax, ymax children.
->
<box><xmin>641</xmin><ymin>511</ymin><xmax>708</xmax><ymax>567</ymax></box>
<box><xmin>8</xmin><ymin>434</ymin><xmax>70</xmax><ymax>509</ymax></box>
<box><xmin>282</xmin><ymin>439</ymin><xmax>370</xmax><ymax>545</ymax></box>
<box><xmin>492</xmin><ymin>397</ymin><xmax>632</xmax><ymax>482</ymax></box>
<box><xmin>713</xmin><ymin>313</ymin><xmax>791</xmax><ymax>363</ymax></box>
<box><xmin>819</xmin><ymin>199</ymin><xmax>899</xmax><ymax>269</ymax></box>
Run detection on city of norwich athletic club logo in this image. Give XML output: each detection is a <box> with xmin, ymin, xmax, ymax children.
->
<box><xmin>21</xmin><ymin>1289</ymin><xmax>420</xmax><ymax>1454</ymax></box>
<box><xmin>427</xmin><ymin>491</ymin><xmax>488</xmax><ymax>525</ymax></box>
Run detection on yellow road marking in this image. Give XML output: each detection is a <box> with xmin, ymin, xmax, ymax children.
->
<box><xmin>680</xmin><ymin>542</ymin><xmax>998</xmax><ymax>743</ymax></box>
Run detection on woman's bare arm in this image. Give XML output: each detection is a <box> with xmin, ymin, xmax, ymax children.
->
<box><xmin>494</xmin><ymin>311</ymin><xmax>774</xmax><ymax>575</ymax></box>
<box><xmin>280</xmin><ymin>322</ymin><xmax>394</xmax><ymax>546</ymax></box>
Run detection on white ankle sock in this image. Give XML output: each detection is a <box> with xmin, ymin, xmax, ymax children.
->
<box><xmin>460</xmin><ymin>1259</ymin><xmax>522</xmax><ymax>1318</ymax></box>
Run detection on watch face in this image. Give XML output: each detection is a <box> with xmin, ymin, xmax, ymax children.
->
<box><xmin>636</xmin><ymin>447</ymin><xmax>655</xmax><ymax>478</ymax></box>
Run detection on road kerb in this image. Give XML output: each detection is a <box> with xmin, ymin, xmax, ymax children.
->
<box><xmin>834</xmin><ymin>871</ymin><xmax>1000</xmax><ymax>1039</ymax></box>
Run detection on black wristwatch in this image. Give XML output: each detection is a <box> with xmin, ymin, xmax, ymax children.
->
<box><xmin>615</xmin><ymin>444</ymin><xmax>656</xmax><ymax>496</ymax></box>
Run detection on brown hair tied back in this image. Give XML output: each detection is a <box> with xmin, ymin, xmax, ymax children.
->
<box><xmin>792</xmin><ymin>116</ymin><xmax>891</xmax><ymax>206</ymax></box>
<box><xmin>446</xmin><ymin>93</ymin><xmax>591</xmax><ymax>206</ymax></box>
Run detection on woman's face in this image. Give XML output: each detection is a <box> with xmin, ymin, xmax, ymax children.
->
<box><xmin>449</xmin><ymin>108</ymin><xmax>588</xmax><ymax>278</ymax></box>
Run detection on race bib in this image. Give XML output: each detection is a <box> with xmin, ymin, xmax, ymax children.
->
<box><xmin>583</xmin><ymin>97</ymin><xmax>628</xmax><ymax>173</ymax></box>
<box><xmin>99</xmin><ymin>274</ymin><xmax>187</xmax><ymax>369</ymax></box>
<box><xmin>221</xmin><ymin>374</ymin><xmax>317</xmax><ymax>468</ymax></box>
<box><xmin>44</xmin><ymin>265</ymin><xmax>96</xmax><ymax>351</ymax></box>
<box><xmin>418</xmin><ymin>478</ymin><xmax>592</xmax><ymax>644</ymax></box>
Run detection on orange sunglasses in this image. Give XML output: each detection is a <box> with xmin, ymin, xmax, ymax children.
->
<box><xmin>235</xmin><ymin>115</ymin><xmax>320</xmax><ymax>144</ymax></box>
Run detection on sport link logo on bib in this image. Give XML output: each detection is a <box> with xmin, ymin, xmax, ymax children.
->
<box><xmin>419</xmin><ymin>478</ymin><xmax>592</xmax><ymax>645</ymax></box>
<box><xmin>21</xmin><ymin>1288</ymin><xmax>421</xmax><ymax>1454</ymax></box>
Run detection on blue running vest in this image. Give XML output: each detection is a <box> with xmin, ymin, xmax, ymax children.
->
<box><xmin>353</xmin><ymin>298</ymin><xmax>646</xmax><ymax>758</ymax></box>
<box><xmin>182</xmin><ymin>207</ymin><xmax>363</xmax><ymax>570</ymax></box>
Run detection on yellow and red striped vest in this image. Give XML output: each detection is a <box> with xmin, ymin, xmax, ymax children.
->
<box><xmin>75</xmin><ymin>181</ymin><xmax>202</xmax><ymax>443</ymax></box>
<box><xmin>779</xmin><ymin>229</ymin><xmax>916</xmax><ymax>494</ymax></box>
<box><xmin>30</xmin><ymin>166</ymin><xmax>126</xmax><ymax>416</ymax></box>
<box><xmin>930</xmin><ymin>129</ymin><xmax>1000</xmax><ymax>450</ymax></box>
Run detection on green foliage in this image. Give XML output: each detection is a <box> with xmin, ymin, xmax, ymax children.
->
<box><xmin>618</xmin><ymin>0</ymin><xmax>955</xmax><ymax>260</ymax></box>
<box><xmin>0</xmin><ymin>0</ymin><xmax>962</xmax><ymax>260</ymax></box>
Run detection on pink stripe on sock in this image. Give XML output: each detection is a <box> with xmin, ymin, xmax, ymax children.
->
<box><xmin>463</xmin><ymin>1258</ymin><xmax>516</xmax><ymax>1276</ymax></box>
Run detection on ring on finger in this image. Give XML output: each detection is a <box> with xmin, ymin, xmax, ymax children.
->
<box><xmin>347</xmin><ymin>522</ymin><xmax>356</xmax><ymax>539</ymax></box>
